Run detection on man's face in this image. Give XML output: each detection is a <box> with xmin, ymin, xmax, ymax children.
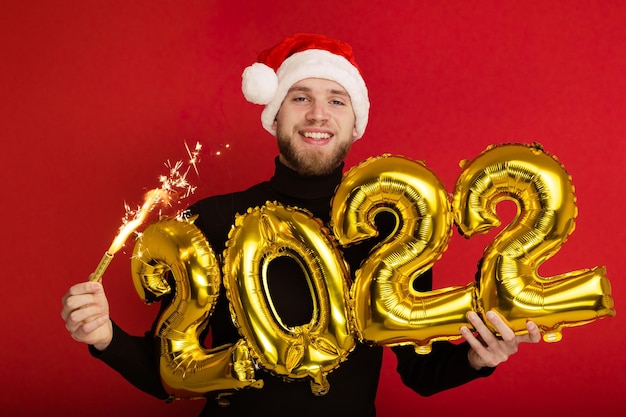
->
<box><xmin>272</xmin><ymin>78</ymin><xmax>358</xmax><ymax>176</ymax></box>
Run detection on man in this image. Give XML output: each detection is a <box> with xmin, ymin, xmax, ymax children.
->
<box><xmin>61</xmin><ymin>33</ymin><xmax>541</xmax><ymax>416</ymax></box>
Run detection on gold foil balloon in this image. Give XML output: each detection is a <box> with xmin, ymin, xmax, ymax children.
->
<box><xmin>131</xmin><ymin>216</ymin><xmax>263</xmax><ymax>400</ymax></box>
<box><xmin>223</xmin><ymin>202</ymin><xmax>356</xmax><ymax>396</ymax></box>
<box><xmin>452</xmin><ymin>143</ymin><xmax>615</xmax><ymax>342</ymax></box>
<box><xmin>331</xmin><ymin>155</ymin><xmax>476</xmax><ymax>354</ymax></box>
<box><xmin>124</xmin><ymin>145</ymin><xmax>616</xmax><ymax>401</ymax></box>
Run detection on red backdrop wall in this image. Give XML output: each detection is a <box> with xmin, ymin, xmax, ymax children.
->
<box><xmin>2</xmin><ymin>1</ymin><xmax>624</xmax><ymax>415</ymax></box>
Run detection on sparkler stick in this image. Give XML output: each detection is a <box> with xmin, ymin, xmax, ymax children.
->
<box><xmin>90</xmin><ymin>252</ymin><xmax>113</xmax><ymax>283</ymax></box>
<box><xmin>89</xmin><ymin>189</ymin><xmax>168</xmax><ymax>282</ymax></box>
<box><xmin>89</xmin><ymin>142</ymin><xmax>202</xmax><ymax>283</ymax></box>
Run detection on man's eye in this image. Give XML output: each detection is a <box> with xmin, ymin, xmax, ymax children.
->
<box><xmin>293</xmin><ymin>96</ymin><xmax>308</xmax><ymax>102</ymax></box>
<box><xmin>331</xmin><ymin>99</ymin><xmax>345</xmax><ymax>106</ymax></box>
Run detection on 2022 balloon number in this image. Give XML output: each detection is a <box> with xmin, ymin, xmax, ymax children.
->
<box><xmin>131</xmin><ymin>143</ymin><xmax>614</xmax><ymax>399</ymax></box>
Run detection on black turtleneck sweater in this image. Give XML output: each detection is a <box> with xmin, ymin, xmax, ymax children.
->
<box><xmin>91</xmin><ymin>158</ymin><xmax>493</xmax><ymax>417</ymax></box>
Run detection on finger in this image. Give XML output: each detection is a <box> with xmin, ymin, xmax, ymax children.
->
<box><xmin>466</xmin><ymin>311</ymin><xmax>487</xmax><ymax>332</ymax></box>
<box><xmin>62</xmin><ymin>293</ymin><xmax>91</xmax><ymax>315</ymax></box>
<box><xmin>462</xmin><ymin>312</ymin><xmax>495</xmax><ymax>350</ymax></box>
<box><xmin>62</xmin><ymin>281</ymin><xmax>101</xmax><ymax>304</ymax></box>
<box><xmin>68</xmin><ymin>322</ymin><xmax>92</xmax><ymax>342</ymax></box>
<box><xmin>65</xmin><ymin>305</ymin><xmax>109</xmax><ymax>341</ymax></box>
<box><xmin>81</xmin><ymin>315</ymin><xmax>109</xmax><ymax>334</ymax></box>
<box><xmin>71</xmin><ymin>300</ymin><xmax>107</xmax><ymax>323</ymax></box>
<box><xmin>60</xmin><ymin>293</ymin><xmax>82</xmax><ymax>321</ymax></box>
<box><xmin>467</xmin><ymin>311</ymin><xmax>500</xmax><ymax>345</ymax></box>
<box><xmin>484</xmin><ymin>310</ymin><xmax>516</xmax><ymax>342</ymax></box>
<box><xmin>460</xmin><ymin>324</ymin><xmax>486</xmax><ymax>352</ymax></box>
<box><xmin>519</xmin><ymin>320</ymin><xmax>542</xmax><ymax>344</ymax></box>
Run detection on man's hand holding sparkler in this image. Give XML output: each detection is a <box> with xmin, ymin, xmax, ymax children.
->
<box><xmin>60</xmin><ymin>142</ymin><xmax>202</xmax><ymax>351</ymax></box>
<box><xmin>61</xmin><ymin>281</ymin><xmax>113</xmax><ymax>351</ymax></box>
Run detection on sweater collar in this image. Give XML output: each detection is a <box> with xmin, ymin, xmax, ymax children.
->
<box><xmin>269</xmin><ymin>157</ymin><xmax>344</xmax><ymax>200</ymax></box>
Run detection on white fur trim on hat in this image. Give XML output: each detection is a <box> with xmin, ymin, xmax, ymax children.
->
<box><xmin>242</xmin><ymin>62</ymin><xmax>278</xmax><ymax>105</ymax></box>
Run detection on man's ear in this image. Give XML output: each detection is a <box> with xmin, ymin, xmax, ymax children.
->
<box><xmin>352</xmin><ymin>125</ymin><xmax>358</xmax><ymax>141</ymax></box>
<box><xmin>272</xmin><ymin>119</ymin><xmax>278</xmax><ymax>130</ymax></box>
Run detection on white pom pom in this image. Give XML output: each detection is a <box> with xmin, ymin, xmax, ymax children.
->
<box><xmin>242</xmin><ymin>63</ymin><xmax>277</xmax><ymax>105</ymax></box>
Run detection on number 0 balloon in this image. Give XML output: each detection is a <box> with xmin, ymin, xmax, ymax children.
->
<box><xmin>223</xmin><ymin>203</ymin><xmax>355</xmax><ymax>396</ymax></box>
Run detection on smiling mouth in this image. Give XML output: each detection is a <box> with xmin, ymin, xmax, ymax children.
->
<box><xmin>301</xmin><ymin>131</ymin><xmax>332</xmax><ymax>140</ymax></box>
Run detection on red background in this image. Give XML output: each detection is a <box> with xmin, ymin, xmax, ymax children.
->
<box><xmin>2</xmin><ymin>1</ymin><xmax>624</xmax><ymax>415</ymax></box>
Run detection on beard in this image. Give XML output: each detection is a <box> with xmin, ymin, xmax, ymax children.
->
<box><xmin>276</xmin><ymin>128</ymin><xmax>352</xmax><ymax>177</ymax></box>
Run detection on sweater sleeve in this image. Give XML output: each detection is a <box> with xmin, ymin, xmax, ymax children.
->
<box><xmin>389</xmin><ymin>259</ymin><xmax>495</xmax><ymax>396</ymax></box>
<box><xmin>392</xmin><ymin>341</ymin><xmax>495</xmax><ymax>397</ymax></box>
<box><xmin>88</xmin><ymin>321</ymin><xmax>170</xmax><ymax>400</ymax></box>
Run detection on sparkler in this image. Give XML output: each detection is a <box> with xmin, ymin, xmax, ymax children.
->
<box><xmin>89</xmin><ymin>142</ymin><xmax>202</xmax><ymax>282</ymax></box>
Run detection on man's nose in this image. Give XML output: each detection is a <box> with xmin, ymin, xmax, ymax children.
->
<box><xmin>306</xmin><ymin>101</ymin><xmax>329</xmax><ymax>121</ymax></box>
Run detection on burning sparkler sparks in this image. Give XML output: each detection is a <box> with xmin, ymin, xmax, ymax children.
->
<box><xmin>89</xmin><ymin>141</ymin><xmax>203</xmax><ymax>282</ymax></box>
<box><xmin>185</xmin><ymin>141</ymin><xmax>202</xmax><ymax>177</ymax></box>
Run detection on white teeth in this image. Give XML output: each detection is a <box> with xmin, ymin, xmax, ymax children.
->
<box><xmin>302</xmin><ymin>131</ymin><xmax>331</xmax><ymax>140</ymax></box>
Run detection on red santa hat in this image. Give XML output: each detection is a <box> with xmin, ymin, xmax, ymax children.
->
<box><xmin>242</xmin><ymin>33</ymin><xmax>370</xmax><ymax>140</ymax></box>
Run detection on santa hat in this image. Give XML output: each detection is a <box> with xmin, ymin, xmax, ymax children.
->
<box><xmin>242</xmin><ymin>33</ymin><xmax>369</xmax><ymax>140</ymax></box>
